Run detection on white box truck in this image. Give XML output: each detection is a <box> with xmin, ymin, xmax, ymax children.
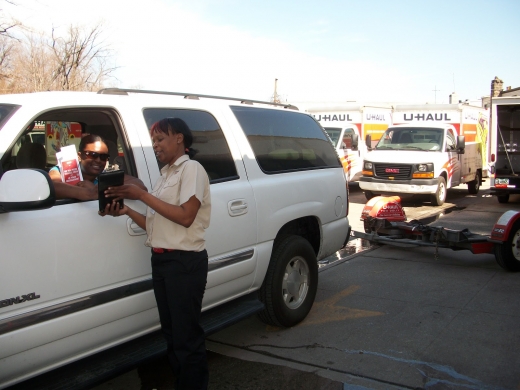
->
<box><xmin>307</xmin><ymin>105</ymin><xmax>392</xmax><ymax>182</ymax></box>
<box><xmin>489</xmin><ymin>96</ymin><xmax>520</xmax><ymax>203</ymax></box>
<box><xmin>359</xmin><ymin>104</ymin><xmax>489</xmax><ymax>206</ymax></box>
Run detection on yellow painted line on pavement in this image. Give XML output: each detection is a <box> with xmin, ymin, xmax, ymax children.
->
<box><xmin>304</xmin><ymin>285</ymin><xmax>384</xmax><ymax>326</ymax></box>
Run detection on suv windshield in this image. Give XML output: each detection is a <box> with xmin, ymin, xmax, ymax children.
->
<box><xmin>0</xmin><ymin>104</ymin><xmax>20</xmax><ymax>131</ymax></box>
<box><xmin>375</xmin><ymin>127</ymin><xmax>443</xmax><ymax>151</ymax></box>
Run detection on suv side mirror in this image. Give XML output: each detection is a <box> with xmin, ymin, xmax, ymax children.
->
<box><xmin>351</xmin><ymin>134</ymin><xmax>359</xmax><ymax>150</ymax></box>
<box><xmin>365</xmin><ymin>134</ymin><xmax>372</xmax><ymax>150</ymax></box>
<box><xmin>0</xmin><ymin>169</ymin><xmax>55</xmax><ymax>213</ymax></box>
<box><xmin>457</xmin><ymin>135</ymin><xmax>465</xmax><ymax>154</ymax></box>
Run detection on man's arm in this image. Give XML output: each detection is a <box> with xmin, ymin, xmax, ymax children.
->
<box><xmin>53</xmin><ymin>181</ymin><xmax>98</xmax><ymax>201</ymax></box>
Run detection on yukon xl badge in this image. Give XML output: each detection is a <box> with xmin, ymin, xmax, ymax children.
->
<box><xmin>0</xmin><ymin>292</ymin><xmax>40</xmax><ymax>308</ymax></box>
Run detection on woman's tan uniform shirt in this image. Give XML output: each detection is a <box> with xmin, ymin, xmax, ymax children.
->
<box><xmin>145</xmin><ymin>155</ymin><xmax>211</xmax><ymax>252</ymax></box>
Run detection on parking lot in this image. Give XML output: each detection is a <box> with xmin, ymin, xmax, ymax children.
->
<box><xmin>86</xmin><ymin>180</ymin><xmax>520</xmax><ymax>390</ymax></box>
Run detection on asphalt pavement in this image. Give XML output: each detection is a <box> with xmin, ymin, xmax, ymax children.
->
<box><xmin>93</xmin><ymin>180</ymin><xmax>520</xmax><ymax>390</ymax></box>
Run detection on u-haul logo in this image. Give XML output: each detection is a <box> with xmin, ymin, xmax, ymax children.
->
<box><xmin>312</xmin><ymin>114</ymin><xmax>352</xmax><ymax>122</ymax></box>
<box><xmin>403</xmin><ymin>113</ymin><xmax>452</xmax><ymax>121</ymax></box>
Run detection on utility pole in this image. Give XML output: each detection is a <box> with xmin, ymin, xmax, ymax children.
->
<box><xmin>272</xmin><ymin>78</ymin><xmax>281</xmax><ymax>104</ymax></box>
<box><xmin>432</xmin><ymin>85</ymin><xmax>440</xmax><ymax>104</ymax></box>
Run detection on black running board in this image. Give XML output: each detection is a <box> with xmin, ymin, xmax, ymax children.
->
<box><xmin>7</xmin><ymin>292</ymin><xmax>264</xmax><ymax>390</ymax></box>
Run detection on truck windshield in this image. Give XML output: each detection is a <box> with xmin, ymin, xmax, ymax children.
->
<box><xmin>323</xmin><ymin>127</ymin><xmax>341</xmax><ymax>147</ymax></box>
<box><xmin>0</xmin><ymin>104</ymin><xmax>20</xmax><ymax>131</ymax></box>
<box><xmin>375</xmin><ymin>127</ymin><xmax>443</xmax><ymax>151</ymax></box>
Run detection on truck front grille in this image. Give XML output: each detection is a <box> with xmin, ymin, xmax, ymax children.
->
<box><xmin>374</xmin><ymin>164</ymin><xmax>412</xmax><ymax>179</ymax></box>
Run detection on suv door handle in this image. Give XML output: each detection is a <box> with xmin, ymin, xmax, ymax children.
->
<box><xmin>127</xmin><ymin>218</ymin><xmax>146</xmax><ymax>236</ymax></box>
<box><xmin>228</xmin><ymin>199</ymin><xmax>248</xmax><ymax>217</ymax></box>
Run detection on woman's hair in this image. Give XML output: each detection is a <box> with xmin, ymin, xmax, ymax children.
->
<box><xmin>79</xmin><ymin>134</ymin><xmax>105</xmax><ymax>152</ymax></box>
<box><xmin>150</xmin><ymin>118</ymin><xmax>194</xmax><ymax>152</ymax></box>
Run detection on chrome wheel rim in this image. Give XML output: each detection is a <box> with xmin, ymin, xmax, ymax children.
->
<box><xmin>439</xmin><ymin>182</ymin><xmax>447</xmax><ymax>202</ymax></box>
<box><xmin>282</xmin><ymin>256</ymin><xmax>310</xmax><ymax>309</ymax></box>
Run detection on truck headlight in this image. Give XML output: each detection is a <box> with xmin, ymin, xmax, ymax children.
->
<box><xmin>362</xmin><ymin>161</ymin><xmax>373</xmax><ymax>176</ymax></box>
<box><xmin>413</xmin><ymin>163</ymin><xmax>434</xmax><ymax>178</ymax></box>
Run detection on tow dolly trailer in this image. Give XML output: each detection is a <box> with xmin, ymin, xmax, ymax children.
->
<box><xmin>351</xmin><ymin>196</ymin><xmax>520</xmax><ymax>272</ymax></box>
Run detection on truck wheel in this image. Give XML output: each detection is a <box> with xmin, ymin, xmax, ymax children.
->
<box><xmin>494</xmin><ymin>220</ymin><xmax>520</xmax><ymax>272</ymax></box>
<box><xmin>467</xmin><ymin>172</ymin><xmax>481</xmax><ymax>195</ymax></box>
<box><xmin>430</xmin><ymin>177</ymin><xmax>447</xmax><ymax>206</ymax></box>
<box><xmin>258</xmin><ymin>235</ymin><xmax>318</xmax><ymax>327</ymax></box>
<box><xmin>497</xmin><ymin>194</ymin><xmax>509</xmax><ymax>203</ymax></box>
<box><xmin>364</xmin><ymin>190</ymin><xmax>379</xmax><ymax>201</ymax></box>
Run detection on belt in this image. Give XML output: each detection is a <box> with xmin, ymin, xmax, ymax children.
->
<box><xmin>152</xmin><ymin>248</ymin><xmax>176</xmax><ymax>253</ymax></box>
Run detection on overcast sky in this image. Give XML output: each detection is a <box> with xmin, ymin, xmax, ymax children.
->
<box><xmin>4</xmin><ymin>0</ymin><xmax>520</xmax><ymax>106</ymax></box>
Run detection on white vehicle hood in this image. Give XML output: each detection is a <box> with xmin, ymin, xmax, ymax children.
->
<box><xmin>365</xmin><ymin>149</ymin><xmax>439</xmax><ymax>163</ymax></box>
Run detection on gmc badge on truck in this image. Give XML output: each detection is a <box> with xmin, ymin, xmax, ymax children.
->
<box><xmin>0</xmin><ymin>293</ymin><xmax>40</xmax><ymax>308</ymax></box>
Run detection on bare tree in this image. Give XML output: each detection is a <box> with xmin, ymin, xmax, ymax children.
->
<box><xmin>0</xmin><ymin>0</ymin><xmax>18</xmax><ymax>37</ymax></box>
<box><xmin>7</xmin><ymin>32</ymin><xmax>52</xmax><ymax>92</ymax></box>
<box><xmin>1</xmin><ymin>22</ymin><xmax>117</xmax><ymax>94</ymax></box>
<box><xmin>0</xmin><ymin>0</ymin><xmax>20</xmax><ymax>82</ymax></box>
<box><xmin>50</xmin><ymin>23</ymin><xmax>117</xmax><ymax>91</ymax></box>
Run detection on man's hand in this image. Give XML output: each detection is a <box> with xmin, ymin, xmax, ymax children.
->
<box><xmin>76</xmin><ymin>180</ymin><xmax>98</xmax><ymax>200</ymax></box>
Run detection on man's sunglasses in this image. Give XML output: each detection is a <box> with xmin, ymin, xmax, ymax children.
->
<box><xmin>81</xmin><ymin>151</ymin><xmax>110</xmax><ymax>162</ymax></box>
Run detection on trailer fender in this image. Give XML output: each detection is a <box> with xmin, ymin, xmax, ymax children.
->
<box><xmin>490</xmin><ymin>210</ymin><xmax>520</xmax><ymax>242</ymax></box>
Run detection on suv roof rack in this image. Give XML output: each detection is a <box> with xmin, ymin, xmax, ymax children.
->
<box><xmin>97</xmin><ymin>88</ymin><xmax>299</xmax><ymax>110</ymax></box>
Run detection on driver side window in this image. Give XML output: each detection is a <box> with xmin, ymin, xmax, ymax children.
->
<box><xmin>446</xmin><ymin>130</ymin><xmax>456</xmax><ymax>151</ymax></box>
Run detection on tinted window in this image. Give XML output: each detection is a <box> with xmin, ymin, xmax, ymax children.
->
<box><xmin>143</xmin><ymin>109</ymin><xmax>238</xmax><ymax>183</ymax></box>
<box><xmin>231</xmin><ymin>106</ymin><xmax>341</xmax><ymax>173</ymax></box>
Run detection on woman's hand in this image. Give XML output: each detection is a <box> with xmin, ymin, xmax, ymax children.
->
<box><xmin>99</xmin><ymin>200</ymin><xmax>128</xmax><ymax>217</ymax></box>
<box><xmin>104</xmin><ymin>184</ymin><xmax>146</xmax><ymax>201</ymax></box>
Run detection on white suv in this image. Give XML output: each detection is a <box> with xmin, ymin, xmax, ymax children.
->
<box><xmin>0</xmin><ymin>89</ymin><xmax>351</xmax><ymax>389</ymax></box>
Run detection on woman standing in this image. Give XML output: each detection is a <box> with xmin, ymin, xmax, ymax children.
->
<box><xmin>100</xmin><ymin>118</ymin><xmax>211</xmax><ymax>389</ymax></box>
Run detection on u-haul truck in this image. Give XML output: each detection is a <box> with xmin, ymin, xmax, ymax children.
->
<box><xmin>306</xmin><ymin>105</ymin><xmax>392</xmax><ymax>181</ymax></box>
<box><xmin>359</xmin><ymin>104</ymin><xmax>489</xmax><ymax>206</ymax></box>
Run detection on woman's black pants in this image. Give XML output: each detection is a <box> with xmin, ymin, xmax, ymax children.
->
<box><xmin>151</xmin><ymin>249</ymin><xmax>209</xmax><ymax>390</ymax></box>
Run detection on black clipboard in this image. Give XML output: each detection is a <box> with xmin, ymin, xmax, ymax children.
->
<box><xmin>98</xmin><ymin>170</ymin><xmax>124</xmax><ymax>212</ymax></box>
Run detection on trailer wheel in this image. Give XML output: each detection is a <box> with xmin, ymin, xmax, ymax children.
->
<box><xmin>497</xmin><ymin>194</ymin><xmax>509</xmax><ymax>204</ymax></box>
<box><xmin>258</xmin><ymin>235</ymin><xmax>318</xmax><ymax>327</ymax></box>
<box><xmin>430</xmin><ymin>177</ymin><xmax>447</xmax><ymax>206</ymax></box>
<box><xmin>467</xmin><ymin>171</ymin><xmax>481</xmax><ymax>195</ymax></box>
<box><xmin>494</xmin><ymin>220</ymin><xmax>520</xmax><ymax>272</ymax></box>
<box><xmin>364</xmin><ymin>191</ymin><xmax>379</xmax><ymax>201</ymax></box>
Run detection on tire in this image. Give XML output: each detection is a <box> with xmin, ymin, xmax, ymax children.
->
<box><xmin>258</xmin><ymin>235</ymin><xmax>318</xmax><ymax>327</ymax></box>
<box><xmin>430</xmin><ymin>176</ymin><xmax>447</xmax><ymax>206</ymax></box>
<box><xmin>467</xmin><ymin>172</ymin><xmax>481</xmax><ymax>195</ymax></box>
<box><xmin>494</xmin><ymin>220</ymin><xmax>520</xmax><ymax>272</ymax></box>
<box><xmin>497</xmin><ymin>194</ymin><xmax>509</xmax><ymax>204</ymax></box>
<box><xmin>364</xmin><ymin>190</ymin><xmax>379</xmax><ymax>201</ymax></box>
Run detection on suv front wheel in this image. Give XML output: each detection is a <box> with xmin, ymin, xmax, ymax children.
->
<box><xmin>258</xmin><ymin>235</ymin><xmax>318</xmax><ymax>327</ymax></box>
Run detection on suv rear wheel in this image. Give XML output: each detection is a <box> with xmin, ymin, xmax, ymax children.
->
<box><xmin>258</xmin><ymin>235</ymin><xmax>318</xmax><ymax>327</ymax></box>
